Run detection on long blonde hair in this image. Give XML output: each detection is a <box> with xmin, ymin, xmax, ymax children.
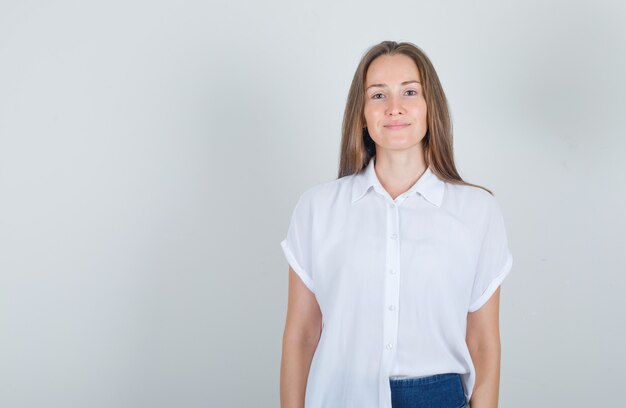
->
<box><xmin>338</xmin><ymin>40</ymin><xmax>492</xmax><ymax>195</ymax></box>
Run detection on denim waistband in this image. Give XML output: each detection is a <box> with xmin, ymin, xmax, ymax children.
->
<box><xmin>389</xmin><ymin>373</ymin><xmax>460</xmax><ymax>387</ymax></box>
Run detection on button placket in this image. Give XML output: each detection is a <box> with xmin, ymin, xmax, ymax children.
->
<box><xmin>379</xmin><ymin>199</ymin><xmax>401</xmax><ymax>404</ymax></box>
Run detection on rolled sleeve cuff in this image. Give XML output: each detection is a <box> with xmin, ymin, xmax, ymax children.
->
<box><xmin>468</xmin><ymin>254</ymin><xmax>513</xmax><ymax>313</ymax></box>
<box><xmin>281</xmin><ymin>239</ymin><xmax>315</xmax><ymax>295</ymax></box>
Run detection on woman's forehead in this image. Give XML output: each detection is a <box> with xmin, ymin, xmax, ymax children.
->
<box><xmin>365</xmin><ymin>54</ymin><xmax>421</xmax><ymax>85</ymax></box>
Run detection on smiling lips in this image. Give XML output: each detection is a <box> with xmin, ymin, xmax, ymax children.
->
<box><xmin>384</xmin><ymin>122</ymin><xmax>410</xmax><ymax>130</ymax></box>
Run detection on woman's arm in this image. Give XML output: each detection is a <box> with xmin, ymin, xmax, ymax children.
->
<box><xmin>466</xmin><ymin>286</ymin><xmax>502</xmax><ymax>408</ymax></box>
<box><xmin>280</xmin><ymin>266</ymin><xmax>323</xmax><ymax>408</ymax></box>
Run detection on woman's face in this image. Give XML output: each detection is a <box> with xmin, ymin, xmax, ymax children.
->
<box><xmin>363</xmin><ymin>54</ymin><xmax>428</xmax><ymax>153</ymax></box>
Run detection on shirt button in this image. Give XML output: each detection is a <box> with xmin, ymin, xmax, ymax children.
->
<box><xmin>388</xmin><ymin>203</ymin><xmax>394</xmax><ymax>208</ymax></box>
<box><xmin>388</xmin><ymin>305</ymin><xmax>395</xmax><ymax>311</ymax></box>
<box><xmin>389</xmin><ymin>268</ymin><xmax>396</xmax><ymax>275</ymax></box>
<box><xmin>390</xmin><ymin>233</ymin><xmax>398</xmax><ymax>239</ymax></box>
<box><xmin>386</xmin><ymin>343</ymin><xmax>393</xmax><ymax>350</ymax></box>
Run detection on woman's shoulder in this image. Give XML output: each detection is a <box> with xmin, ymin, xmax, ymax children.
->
<box><xmin>443</xmin><ymin>181</ymin><xmax>503</xmax><ymax>219</ymax></box>
<box><xmin>295</xmin><ymin>173</ymin><xmax>355</xmax><ymax>208</ymax></box>
<box><xmin>444</xmin><ymin>180</ymin><xmax>495</xmax><ymax>201</ymax></box>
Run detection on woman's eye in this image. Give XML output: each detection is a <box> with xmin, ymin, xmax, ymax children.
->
<box><xmin>371</xmin><ymin>93</ymin><xmax>384</xmax><ymax>99</ymax></box>
<box><xmin>405</xmin><ymin>90</ymin><xmax>417</xmax><ymax>96</ymax></box>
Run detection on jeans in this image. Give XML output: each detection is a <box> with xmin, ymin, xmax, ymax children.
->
<box><xmin>389</xmin><ymin>373</ymin><xmax>467</xmax><ymax>408</ymax></box>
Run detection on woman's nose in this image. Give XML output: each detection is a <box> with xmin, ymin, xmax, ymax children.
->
<box><xmin>386</xmin><ymin>95</ymin><xmax>403</xmax><ymax>115</ymax></box>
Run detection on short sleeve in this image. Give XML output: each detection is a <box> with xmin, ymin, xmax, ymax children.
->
<box><xmin>280</xmin><ymin>192</ymin><xmax>315</xmax><ymax>294</ymax></box>
<box><xmin>468</xmin><ymin>195</ymin><xmax>513</xmax><ymax>312</ymax></box>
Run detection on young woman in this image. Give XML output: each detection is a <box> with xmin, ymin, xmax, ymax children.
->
<box><xmin>280</xmin><ymin>40</ymin><xmax>513</xmax><ymax>408</ymax></box>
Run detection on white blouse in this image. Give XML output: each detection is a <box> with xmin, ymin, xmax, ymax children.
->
<box><xmin>281</xmin><ymin>156</ymin><xmax>513</xmax><ymax>408</ymax></box>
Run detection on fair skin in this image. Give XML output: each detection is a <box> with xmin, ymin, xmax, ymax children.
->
<box><xmin>280</xmin><ymin>267</ymin><xmax>322</xmax><ymax>408</ymax></box>
<box><xmin>363</xmin><ymin>53</ymin><xmax>428</xmax><ymax>200</ymax></box>
<box><xmin>466</xmin><ymin>287</ymin><xmax>502</xmax><ymax>408</ymax></box>
<box><xmin>280</xmin><ymin>53</ymin><xmax>502</xmax><ymax>408</ymax></box>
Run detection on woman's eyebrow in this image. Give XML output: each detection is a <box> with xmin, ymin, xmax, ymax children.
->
<box><xmin>366</xmin><ymin>80</ymin><xmax>421</xmax><ymax>91</ymax></box>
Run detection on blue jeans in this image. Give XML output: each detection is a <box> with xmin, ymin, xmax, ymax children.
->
<box><xmin>389</xmin><ymin>373</ymin><xmax>467</xmax><ymax>408</ymax></box>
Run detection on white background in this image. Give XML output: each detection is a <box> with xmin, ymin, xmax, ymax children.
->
<box><xmin>1</xmin><ymin>0</ymin><xmax>625</xmax><ymax>406</ymax></box>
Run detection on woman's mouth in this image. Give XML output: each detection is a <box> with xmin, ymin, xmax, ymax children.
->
<box><xmin>384</xmin><ymin>123</ymin><xmax>410</xmax><ymax>130</ymax></box>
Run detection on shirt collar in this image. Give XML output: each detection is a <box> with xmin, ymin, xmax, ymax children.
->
<box><xmin>350</xmin><ymin>156</ymin><xmax>445</xmax><ymax>207</ymax></box>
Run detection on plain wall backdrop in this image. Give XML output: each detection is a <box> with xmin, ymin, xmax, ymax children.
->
<box><xmin>1</xmin><ymin>0</ymin><xmax>625</xmax><ymax>407</ymax></box>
